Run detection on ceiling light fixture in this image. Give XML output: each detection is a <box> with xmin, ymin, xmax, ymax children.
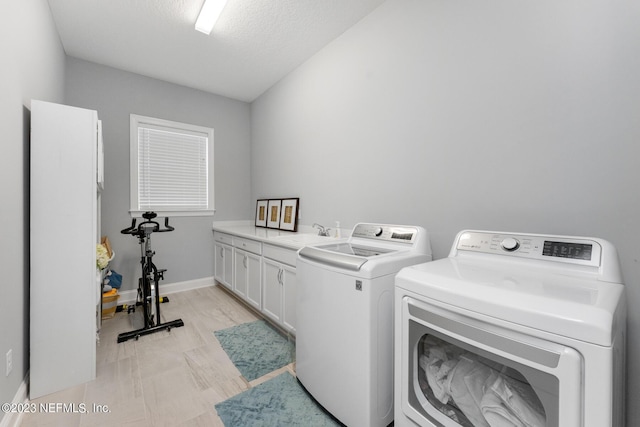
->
<box><xmin>195</xmin><ymin>0</ymin><xmax>229</xmax><ymax>35</ymax></box>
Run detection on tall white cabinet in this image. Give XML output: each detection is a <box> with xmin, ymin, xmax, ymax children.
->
<box><xmin>30</xmin><ymin>100</ymin><xmax>102</xmax><ymax>399</ymax></box>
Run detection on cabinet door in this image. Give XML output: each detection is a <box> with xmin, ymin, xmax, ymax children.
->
<box><xmin>282</xmin><ymin>265</ymin><xmax>297</xmax><ymax>333</ymax></box>
<box><xmin>233</xmin><ymin>249</ymin><xmax>248</xmax><ymax>298</ymax></box>
<box><xmin>214</xmin><ymin>242</ymin><xmax>224</xmax><ymax>283</ymax></box>
<box><xmin>262</xmin><ymin>259</ymin><xmax>282</xmax><ymax>323</ymax></box>
<box><xmin>215</xmin><ymin>243</ymin><xmax>233</xmax><ymax>289</ymax></box>
<box><xmin>246</xmin><ymin>252</ymin><xmax>262</xmax><ymax>310</ymax></box>
<box><xmin>223</xmin><ymin>244</ymin><xmax>233</xmax><ymax>287</ymax></box>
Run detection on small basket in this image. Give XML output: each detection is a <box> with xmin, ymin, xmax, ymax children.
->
<box><xmin>102</xmin><ymin>289</ymin><xmax>120</xmax><ymax>319</ymax></box>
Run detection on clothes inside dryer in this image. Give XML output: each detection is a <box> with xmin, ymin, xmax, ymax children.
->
<box><xmin>417</xmin><ymin>334</ymin><xmax>547</xmax><ymax>427</ymax></box>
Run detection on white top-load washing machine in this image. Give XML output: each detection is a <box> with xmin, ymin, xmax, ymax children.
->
<box><xmin>395</xmin><ymin>230</ymin><xmax>626</xmax><ymax>427</ymax></box>
<box><xmin>297</xmin><ymin>223</ymin><xmax>432</xmax><ymax>427</ymax></box>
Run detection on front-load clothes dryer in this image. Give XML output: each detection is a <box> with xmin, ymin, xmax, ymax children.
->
<box><xmin>395</xmin><ymin>230</ymin><xmax>626</xmax><ymax>427</ymax></box>
<box><xmin>297</xmin><ymin>223</ymin><xmax>432</xmax><ymax>427</ymax></box>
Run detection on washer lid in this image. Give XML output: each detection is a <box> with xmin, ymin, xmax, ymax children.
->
<box><xmin>316</xmin><ymin>242</ymin><xmax>393</xmax><ymax>257</ymax></box>
<box><xmin>298</xmin><ymin>245</ymin><xmax>371</xmax><ymax>271</ymax></box>
<box><xmin>298</xmin><ymin>243</ymin><xmax>397</xmax><ymax>271</ymax></box>
<box><xmin>395</xmin><ymin>258</ymin><xmax>626</xmax><ymax>346</ymax></box>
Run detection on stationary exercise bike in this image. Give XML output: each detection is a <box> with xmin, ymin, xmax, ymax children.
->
<box><xmin>117</xmin><ymin>211</ymin><xmax>184</xmax><ymax>343</ymax></box>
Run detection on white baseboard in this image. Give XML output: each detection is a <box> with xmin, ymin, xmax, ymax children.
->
<box><xmin>116</xmin><ymin>276</ymin><xmax>215</xmax><ymax>306</ymax></box>
<box><xmin>0</xmin><ymin>372</ymin><xmax>29</xmax><ymax>427</ymax></box>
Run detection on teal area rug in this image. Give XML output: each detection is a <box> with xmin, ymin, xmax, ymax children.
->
<box><xmin>215</xmin><ymin>372</ymin><xmax>343</xmax><ymax>426</ymax></box>
<box><xmin>214</xmin><ymin>320</ymin><xmax>294</xmax><ymax>381</ymax></box>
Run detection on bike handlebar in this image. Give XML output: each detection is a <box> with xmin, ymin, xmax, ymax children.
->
<box><xmin>120</xmin><ymin>212</ymin><xmax>174</xmax><ymax>236</ymax></box>
<box><xmin>162</xmin><ymin>217</ymin><xmax>175</xmax><ymax>232</ymax></box>
<box><xmin>120</xmin><ymin>218</ymin><xmax>137</xmax><ymax>234</ymax></box>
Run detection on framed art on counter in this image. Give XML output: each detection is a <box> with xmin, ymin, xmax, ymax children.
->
<box><xmin>255</xmin><ymin>199</ymin><xmax>268</xmax><ymax>227</ymax></box>
<box><xmin>267</xmin><ymin>199</ymin><xmax>282</xmax><ymax>229</ymax></box>
<box><xmin>279</xmin><ymin>198</ymin><xmax>299</xmax><ymax>231</ymax></box>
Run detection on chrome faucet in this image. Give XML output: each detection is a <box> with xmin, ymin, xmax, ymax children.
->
<box><xmin>312</xmin><ymin>223</ymin><xmax>331</xmax><ymax>237</ymax></box>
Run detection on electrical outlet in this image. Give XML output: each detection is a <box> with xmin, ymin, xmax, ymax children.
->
<box><xmin>5</xmin><ymin>349</ymin><xmax>12</xmax><ymax>377</ymax></box>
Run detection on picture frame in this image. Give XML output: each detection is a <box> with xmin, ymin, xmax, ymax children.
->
<box><xmin>279</xmin><ymin>198</ymin><xmax>299</xmax><ymax>232</ymax></box>
<box><xmin>266</xmin><ymin>199</ymin><xmax>282</xmax><ymax>229</ymax></box>
<box><xmin>255</xmin><ymin>199</ymin><xmax>268</xmax><ymax>227</ymax></box>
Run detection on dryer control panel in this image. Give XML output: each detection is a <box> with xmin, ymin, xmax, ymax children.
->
<box><xmin>352</xmin><ymin>223</ymin><xmax>419</xmax><ymax>243</ymax></box>
<box><xmin>454</xmin><ymin>231</ymin><xmax>604</xmax><ymax>268</ymax></box>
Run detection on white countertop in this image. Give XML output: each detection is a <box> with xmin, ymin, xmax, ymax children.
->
<box><xmin>212</xmin><ymin>220</ymin><xmax>342</xmax><ymax>250</ymax></box>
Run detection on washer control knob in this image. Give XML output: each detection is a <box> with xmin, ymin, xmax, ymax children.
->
<box><xmin>501</xmin><ymin>237</ymin><xmax>520</xmax><ymax>252</ymax></box>
<box><xmin>374</xmin><ymin>227</ymin><xmax>384</xmax><ymax>237</ymax></box>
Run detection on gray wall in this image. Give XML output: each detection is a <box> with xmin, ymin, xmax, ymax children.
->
<box><xmin>65</xmin><ymin>58</ymin><xmax>252</xmax><ymax>292</ymax></box>
<box><xmin>252</xmin><ymin>0</ymin><xmax>640</xmax><ymax>423</ymax></box>
<box><xmin>0</xmin><ymin>0</ymin><xmax>66</xmax><ymax>417</ymax></box>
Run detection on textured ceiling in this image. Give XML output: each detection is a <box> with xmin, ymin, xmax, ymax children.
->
<box><xmin>46</xmin><ymin>0</ymin><xmax>386</xmax><ymax>102</ymax></box>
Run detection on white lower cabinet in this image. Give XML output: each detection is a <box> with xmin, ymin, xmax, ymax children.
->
<box><xmin>214</xmin><ymin>231</ymin><xmax>297</xmax><ymax>334</ymax></box>
<box><xmin>282</xmin><ymin>265</ymin><xmax>297</xmax><ymax>332</ymax></box>
<box><xmin>262</xmin><ymin>244</ymin><xmax>297</xmax><ymax>334</ymax></box>
<box><xmin>214</xmin><ymin>240</ymin><xmax>233</xmax><ymax>290</ymax></box>
<box><xmin>263</xmin><ymin>259</ymin><xmax>282</xmax><ymax>321</ymax></box>
<box><xmin>234</xmin><ymin>248</ymin><xmax>261</xmax><ymax>309</ymax></box>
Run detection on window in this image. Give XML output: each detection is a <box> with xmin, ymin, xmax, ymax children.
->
<box><xmin>130</xmin><ymin>114</ymin><xmax>214</xmax><ymax>217</ymax></box>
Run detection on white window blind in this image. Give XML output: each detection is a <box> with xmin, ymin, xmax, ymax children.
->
<box><xmin>130</xmin><ymin>115</ymin><xmax>214</xmax><ymax>216</ymax></box>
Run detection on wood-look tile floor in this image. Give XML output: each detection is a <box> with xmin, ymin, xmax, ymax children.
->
<box><xmin>20</xmin><ymin>285</ymin><xmax>297</xmax><ymax>427</ymax></box>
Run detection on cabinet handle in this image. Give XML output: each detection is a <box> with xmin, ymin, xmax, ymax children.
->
<box><xmin>220</xmin><ymin>247</ymin><xmax>224</xmax><ymax>258</ymax></box>
<box><xmin>243</xmin><ymin>255</ymin><xmax>247</xmax><ymax>268</ymax></box>
<box><xmin>278</xmin><ymin>268</ymin><xmax>283</xmax><ymax>285</ymax></box>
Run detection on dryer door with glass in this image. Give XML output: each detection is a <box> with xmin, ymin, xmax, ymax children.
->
<box><xmin>398</xmin><ymin>296</ymin><xmax>583</xmax><ymax>427</ymax></box>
